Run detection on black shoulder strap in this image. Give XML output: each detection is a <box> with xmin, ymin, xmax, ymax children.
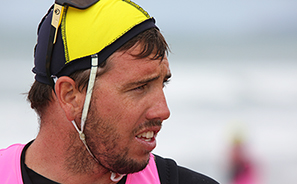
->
<box><xmin>154</xmin><ymin>155</ymin><xmax>220</xmax><ymax>184</ymax></box>
<box><xmin>154</xmin><ymin>154</ymin><xmax>179</xmax><ymax>184</ymax></box>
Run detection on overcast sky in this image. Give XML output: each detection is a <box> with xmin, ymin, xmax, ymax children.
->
<box><xmin>1</xmin><ymin>0</ymin><xmax>296</xmax><ymax>61</ymax></box>
<box><xmin>2</xmin><ymin>0</ymin><xmax>297</xmax><ymax>34</ymax></box>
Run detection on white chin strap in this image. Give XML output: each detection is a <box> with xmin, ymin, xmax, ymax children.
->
<box><xmin>70</xmin><ymin>54</ymin><xmax>99</xmax><ymax>162</ymax></box>
<box><xmin>69</xmin><ymin>54</ymin><xmax>125</xmax><ymax>182</ymax></box>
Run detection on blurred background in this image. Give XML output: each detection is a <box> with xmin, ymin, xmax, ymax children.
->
<box><xmin>1</xmin><ymin>0</ymin><xmax>297</xmax><ymax>183</ymax></box>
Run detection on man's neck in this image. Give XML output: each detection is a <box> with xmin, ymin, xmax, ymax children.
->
<box><xmin>24</xmin><ymin>128</ymin><xmax>116</xmax><ymax>184</ymax></box>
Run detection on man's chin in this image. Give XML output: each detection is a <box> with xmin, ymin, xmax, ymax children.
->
<box><xmin>112</xmin><ymin>155</ymin><xmax>150</xmax><ymax>174</ymax></box>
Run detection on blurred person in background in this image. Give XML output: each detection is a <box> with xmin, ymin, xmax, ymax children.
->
<box><xmin>229</xmin><ymin>134</ymin><xmax>258</xmax><ymax>184</ymax></box>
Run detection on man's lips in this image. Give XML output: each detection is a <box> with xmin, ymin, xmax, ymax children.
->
<box><xmin>134</xmin><ymin>127</ymin><xmax>161</xmax><ymax>151</ymax></box>
<box><xmin>136</xmin><ymin>131</ymin><xmax>155</xmax><ymax>142</ymax></box>
<box><xmin>135</xmin><ymin>126</ymin><xmax>161</xmax><ymax>140</ymax></box>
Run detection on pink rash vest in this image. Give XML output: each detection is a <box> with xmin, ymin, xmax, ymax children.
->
<box><xmin>0</xmin><ymin>144</ymin><xmax>160</xmax><ymax>184</ymax></box>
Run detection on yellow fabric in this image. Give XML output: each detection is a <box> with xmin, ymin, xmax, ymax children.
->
<box><xmin>61</xmin><ymin>0</ymin><xmax>151</xmax><ymax>63</ymax></box>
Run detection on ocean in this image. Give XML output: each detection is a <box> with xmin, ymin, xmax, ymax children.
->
<box><xmin>1</xmin><ymin>54</ymin><xmax>297</xmax><ymax>183</ymax></box>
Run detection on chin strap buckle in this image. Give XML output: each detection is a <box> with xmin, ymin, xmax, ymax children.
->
<box><xmin>110</xmin><ymin>172</ymin><xmax>126</xmax><ymax>182</ymax></box>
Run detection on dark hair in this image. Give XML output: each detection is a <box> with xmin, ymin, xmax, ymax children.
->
<box><xmin>27</xmin><ymin>27</ymin><xmax>169</xmax><ymax>116</ymax></box>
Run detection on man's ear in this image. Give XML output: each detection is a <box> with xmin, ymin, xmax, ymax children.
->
<box><xmin>55</xmin><ymin>76</ymin><xmax>84</xmax><ymax>121</ymax></box>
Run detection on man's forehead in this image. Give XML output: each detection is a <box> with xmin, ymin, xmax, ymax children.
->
<box><xmin>109</xmin><ymin>44</ymin><xmax>169</xmax><ymax>68</ymax></box>
<box><xmin>103</xmin><ymin>50</ymin><xmax>169</xmax><ymax>84</ymax></box>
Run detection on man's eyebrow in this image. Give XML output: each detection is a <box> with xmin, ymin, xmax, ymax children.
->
<box><xmin>123</xmin><ymin>72</ymin><xmax>172</xmax><ymax>90</ymax></box>
<box><xmin>124</xmin><ymin>75</ymin><xmax>161</xmax><ymax>89</ymax></box>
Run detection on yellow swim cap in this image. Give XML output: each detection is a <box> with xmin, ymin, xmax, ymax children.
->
<box><xmin>33</xmin><ymin>0</ymin><xmax>157</xmax><ymax>85</ymax></box>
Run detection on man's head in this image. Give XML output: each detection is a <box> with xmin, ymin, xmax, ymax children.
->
<box><xmin>28</xmin><ymin>0</ymin><xmax>171</xmax><ymax>175</ymax></box>
<box><xmin>29</xmin><ymin>0</ymin><xmax>166</xmax><ymax>112</ymax></box>
<box><xmin>28</xmin><ymin>26</ymin><xmax>169</xmax><ymax>115</ymax></box>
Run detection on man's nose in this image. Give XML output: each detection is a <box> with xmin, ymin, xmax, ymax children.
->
<box><xmin>145</xmin><ymin>89</ymin><xmax>170</xmax><ymax>121</ymax></box>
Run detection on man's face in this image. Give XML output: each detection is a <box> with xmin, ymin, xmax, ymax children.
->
<box><xmin>84</xmin><ymin>44</ymin><xmax>171</xmax><ymax>174</ymax></box>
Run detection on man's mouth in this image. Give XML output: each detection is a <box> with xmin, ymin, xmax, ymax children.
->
<box><xmin>136</xmin><ymin>131</ymin><xmax>155</xmax><ymax>142</ymax></box>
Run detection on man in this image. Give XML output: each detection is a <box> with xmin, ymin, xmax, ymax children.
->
<box><xmin>0</xmin><ymin>0</ymin><xmax>219</xmax><ymax>183</ymax></box>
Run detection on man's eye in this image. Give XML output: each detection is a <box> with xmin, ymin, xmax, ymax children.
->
<box><xmin>134</xmin><ymin>84</ymin><xmax>147</xmax><ymax>91</ymax></box>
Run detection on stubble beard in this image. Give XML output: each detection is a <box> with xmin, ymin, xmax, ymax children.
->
<box><xmin>65</xmin><ymin>104</ymin><xmax>159</xmax><ymax>175</ymax></box>
<box><xmin>84</xmin><ymin>105</ymin><xmax>150</xmax><ymax>174</ymax></box>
